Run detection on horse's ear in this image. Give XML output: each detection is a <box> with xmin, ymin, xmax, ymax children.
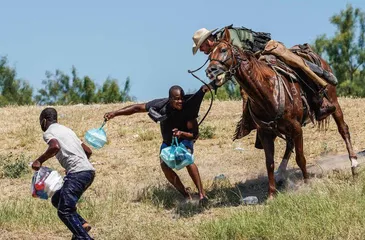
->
<box><xmin>223</xmin><ymin>27</ymin><xmax>231</xmax><ymax>42</ymax></box>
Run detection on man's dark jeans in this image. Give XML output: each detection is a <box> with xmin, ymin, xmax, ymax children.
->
<box><xmin>51</xmin><ymin>170</ymin><xmax>95</xmax><ymax>240</ymax></box>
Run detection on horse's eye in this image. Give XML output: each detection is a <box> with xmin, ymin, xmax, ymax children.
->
<box><xmin>221</xmin><ymin>48</ymin><xmax>227</xmax><ymax>53</ymax></box>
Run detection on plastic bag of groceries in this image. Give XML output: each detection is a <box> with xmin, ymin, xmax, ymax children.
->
<box><xmin>160</xmin><ymin>137</ymin><xmax>194</xmax><ymax>170</ymax></box>
<box><xmin>31</xmin><ymin>166</ymin><xmax>63</xmax><ymax>200</ymax></box>
<box><xmin>85</xmin><ymin>121</ymin><xmax>107</xmax><ymax>149</ymax></box>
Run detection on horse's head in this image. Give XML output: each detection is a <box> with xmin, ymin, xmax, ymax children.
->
<box><xmin>206</xmin><ymin>28</ymin><xmax>237</xmax><ymax>87</ymax></box>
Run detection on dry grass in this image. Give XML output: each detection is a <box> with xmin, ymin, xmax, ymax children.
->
<box><xmin>0</xmin><ymin>97</ymin><xmax>364</xmax><ymax>239</ymax></box>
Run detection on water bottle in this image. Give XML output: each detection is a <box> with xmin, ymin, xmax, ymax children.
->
<box><xmin>241</xmin><ymin>196</ymin><xmax>258</xmax><ymax>205</ymax></box>
<box><xmin>175</xmin><ymin>152</ymin><xmax>185</xmax><ymax>161</ymax></box>
<box><xmin>214</xmin><ymin>174</ymin><xmax>226</xmax><ymax>181</ymax></box>
<box><xmin>35</xmin><ymin>180</ymin><xmax>45</xmax><ymax>191</ymax></box>
<box><xmin>36</xmin><ymin>190</ymin><xmax>48</xmax><ymax>200</ymax></box>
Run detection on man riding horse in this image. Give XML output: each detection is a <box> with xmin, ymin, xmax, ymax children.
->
<box><xmin>201</xmin><ymin>27</ymin><xmax>358</xmax><ymax>198</ymax></box>
<box><xmin>192</xmin><ymin>25</ymin><xmax>338</xmax><ymax>144</ymax></box>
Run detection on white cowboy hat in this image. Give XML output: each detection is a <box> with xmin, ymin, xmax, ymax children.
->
<box><xmin>192</xmin><ymin>28</ymin><xmax>218</xmax><ymax>55</ymax></box>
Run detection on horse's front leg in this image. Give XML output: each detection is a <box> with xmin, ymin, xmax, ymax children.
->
<box><xmin>291</xmin><ymin>122</ymin><xmax>309</xmax><ymax>182</ymax></box>
<box><xmin>258</xmin><ymin>130</ymin><xmax>277</xmax><ymax>199</ymax></box>
<box><xmin>275</xmin><ymin>138</ymin><xmax>294</xmax><ymax>184</ymax></box>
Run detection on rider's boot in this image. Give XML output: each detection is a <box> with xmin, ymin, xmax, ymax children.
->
<box><xmin>313</xmin><ymin>87</ymin><xmax>336</xmax><ymax>121</ymax></box>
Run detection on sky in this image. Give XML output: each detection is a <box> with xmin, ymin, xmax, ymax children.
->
<box><xmin>1</xmin><ymin>0</ymin><xmax>364</xmax><ymax>101</ymax></box>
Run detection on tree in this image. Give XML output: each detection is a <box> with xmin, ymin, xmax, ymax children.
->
<box><xmin>35</xmin><ymin>69</ymin><xmax>72</xmax><ymax>105</ymax></box>
<box><xmin>313</xmin><ymin>4</ymin><xmax>365</xmax><ymax>96</ymax></box>
<box><xmin>120</xmin><ymin>77</ymin><xmax>135</xmax><ymax>102</ymax></box>
<box><xmin>81</xmin><ymin>76</ymin><xmax>96</xmax><ymax>104</ymax></box>
<box><xmin>204</xmin><ymin>80</ymin><xmax>241</xmax><ymax>100</ymax></box>
<box><xmin>36</xmin><ymin>66</ymin><xmax>135</xmax><ymax>105</ymax></box>
<box><xmin>0</xmin><ymin>56</ymin><xmax>33</xmax><ymax>106</ymax></box>
<box><xmin>96</xmin><ymin>78</ymin><xmax>121</xmax><ymax>103</ymax></box>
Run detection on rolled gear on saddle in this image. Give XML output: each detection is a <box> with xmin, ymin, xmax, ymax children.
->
<box><xmin>303</xmin><ymin>59</ymin><xmax>338</xmax><ymax>86</ymax></box>
<box><xmin>262</xmin><ymin>40</ymin><xmax>329</xmax><ymax>89</ymax></box>
<box><xmin>290</xmin><ymin>44</ymin><xmax>338</xmax><ymax>86</ymax></box>
<box><xmin>262</xmin><ymin>40</ymin><xmax>336</xmax><ymax>121</ymax></box>
<box><xmin>215</xmin><ymin>25</ymin><xmax>271</xmax><ymax>53</ymax></box>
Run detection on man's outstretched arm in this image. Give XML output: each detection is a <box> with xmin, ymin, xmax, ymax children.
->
<box><xmin>104</xmin><ymin>103</ymin><xmax>147</xmax><ymax>121</ymax></box>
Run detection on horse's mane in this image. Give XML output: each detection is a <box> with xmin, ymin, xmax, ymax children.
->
<box><xmin>241</xmin><ymin>51</ymin><xmax>275</xmax><ymax>82</ymax></box>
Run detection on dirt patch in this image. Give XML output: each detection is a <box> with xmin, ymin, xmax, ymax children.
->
<box><xmin>234</xmin><ymin>150</ymin><xmax>365</xmax><ymax>202</ymax></box>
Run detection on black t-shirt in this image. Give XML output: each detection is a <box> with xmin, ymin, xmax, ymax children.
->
<box><xmin>145</xmin><ymin>88</ymin><xmax>205</xmax><ymax>144</ymax></box>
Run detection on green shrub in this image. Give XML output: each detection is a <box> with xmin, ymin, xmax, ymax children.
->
<box><xmin>199</xmin><ymin>125</ymin><xmax>216</xmax><ymax>139</ymax></box>
<box><xmin>0</xmin><ymin>153</ymin><xmax>30</xmax><ymax>178</ymax></box>
<box><xmin>135</xmin><ymin>129</ymin><xmax>157</xmax><ymax>142</ymax></box>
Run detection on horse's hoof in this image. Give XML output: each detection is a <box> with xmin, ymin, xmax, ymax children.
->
<box><xmin>266</xmin><ymin>195</ymin><xmax>275</xmax><ymax>202</ymax></box>
<box><xmin>276</xmin><ymin>180</ymin><xmax>285</xmax><ymax>187</ymax></box>
<box><xmin>274</xmin><ymin>171</ymin><xmax>287</xmax><ymax>185</ymax></box>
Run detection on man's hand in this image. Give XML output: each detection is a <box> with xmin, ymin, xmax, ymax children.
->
<box><xmin>32</xmin><ymin>160</ymin><xmax>42</xmax><ymax>171</ymax></box>
<box><xmin>104</xmin><ymin>112</ymin><xmax>116</xmax><ymax>121</ymax></box>
<box><xmin>172</xmin><ymin>128</ymin><xmax>183</xmax><ymax>138</ymax></box>
<box><xmin>202</xmin><ymin>84</ymin><xmax>213</xmax><ymax>93</ymax></box>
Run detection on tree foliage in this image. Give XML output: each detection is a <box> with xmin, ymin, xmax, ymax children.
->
<box><xmin>35</xmin><ymin>66</ymin><xmax>134</xmax><ymax>105</ymax></box>
<box><xmin>0</xmin><ymin>57</ymin><xmax>33</xmax><ymax>107</ymax></box>
<box><xmin>204</xmin><ymin>80</ymin><xmax>242</xmax><ymax>101</ymax></box>
<box><xmin>313</xmin><ymin>4</ymin><xmax>365</xmax><ymax>96</ymax></box>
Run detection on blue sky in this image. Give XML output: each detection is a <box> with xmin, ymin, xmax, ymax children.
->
<box><xmin>1</xmin><ymin>0</ymin><xmax>364</xmax><ymax>101</ymax></box>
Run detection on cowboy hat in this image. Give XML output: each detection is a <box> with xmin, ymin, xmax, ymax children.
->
<box><xmin>192</xmin><ymin>28</ymin><xmax>218</xmax><ymax>55</ymax></box>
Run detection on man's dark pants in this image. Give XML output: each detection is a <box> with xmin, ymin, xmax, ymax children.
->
<box><xmin>51</xmin><ymin>170</ymin><xmax>95</xmax><ymax>240</ymax></box>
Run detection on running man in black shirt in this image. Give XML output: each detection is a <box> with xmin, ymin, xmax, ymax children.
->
<box><xmin>104</xmin><ymin>85</ymin><xmax>210</xmax><ymax>204</ymax></box>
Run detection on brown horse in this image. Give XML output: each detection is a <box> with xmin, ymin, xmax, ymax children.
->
<box><xmin>206</xmin><ymin>28</ymin><xmax>358</xmax><ymax>198</ymax></box>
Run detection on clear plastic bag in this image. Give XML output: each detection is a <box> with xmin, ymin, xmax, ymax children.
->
<box><xmin>31</xmin><ymin>167</ymin><xmax>63</xmax><ymax>200</ymax></box>
<box><xmin>85</xmin><ymin>121</ymin><xmax>107</xmax><ymax>149</ymax></box>
<box><xmin>160</xmin><ymin>137</ymin><xmax>194</xmax><ymax>170</ymax></box>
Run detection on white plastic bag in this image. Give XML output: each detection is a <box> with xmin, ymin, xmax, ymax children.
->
<box><xmin>31</xmin><ymin>167</ymin><xmax>63</xmax><ymax>200</ymax></box>
<box><xmin>44</xmin><ymin>170</ymin><xmax>63</xmax><ymax>197</ymax></box>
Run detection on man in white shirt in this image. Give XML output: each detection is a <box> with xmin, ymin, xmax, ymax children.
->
<box><xmin>32</xmin><ymin>107</ymin><xmax>95</xmax><ymax>240</ymax></box>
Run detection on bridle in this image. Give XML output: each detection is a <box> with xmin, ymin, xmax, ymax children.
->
<box><xmin>208</xmin><ymin>40</ymin><xmax>243</xmax><ymax>76</ymax></box>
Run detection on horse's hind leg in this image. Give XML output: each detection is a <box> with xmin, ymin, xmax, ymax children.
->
<box><xmin>275</xmin><ymin>139</ymin><xmax>294</xmax><ymax>184</ymax></box>
<box><xmin>331</xmin><ymin>99</ymin><xmax>358</xmax><ymax>174</ymax></box>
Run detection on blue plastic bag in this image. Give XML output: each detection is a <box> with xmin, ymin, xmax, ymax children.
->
<box><xmin>160</xmin><ymin>137</ymin><xmax>194</xmax><ymax>170</ymax></box>
<box><xmin>85</xmin><ymin>121</ymin><xmax>107</xmax><ymax>149</ymax></box>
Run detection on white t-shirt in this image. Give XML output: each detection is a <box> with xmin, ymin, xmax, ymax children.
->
<box><xmin>43</xmin><ymin>123</ymin><xmax>95</xmax><ymax>173</ymax></box>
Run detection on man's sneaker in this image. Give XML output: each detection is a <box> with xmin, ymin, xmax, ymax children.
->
<box><xmin>199</xmin><ymin>196</ymin><xmax>209</xmax><ymax>207</ymax></box>
<box><xmin>71</xmin><ymin>223</ymin><xmax>92</xmax><ymax>240</ymax></box>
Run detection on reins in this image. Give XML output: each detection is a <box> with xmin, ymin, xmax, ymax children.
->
<box><xmin>188</xmin><ymin>59</ymin><xmax>214</xmax><ymax>126</ymax></box>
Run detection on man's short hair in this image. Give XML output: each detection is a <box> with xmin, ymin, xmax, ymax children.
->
<box><xmin>169</xmin><ymin>85</ymin><xmax>185</xmax><ymax>99</ymax></box>
<box><xmin>40</xmin><ymin>107</ymin><xmax>58</xmax><ymax>122</ymax></box>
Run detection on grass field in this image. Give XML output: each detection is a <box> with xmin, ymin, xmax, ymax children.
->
<box><xmin>1</xmin><ymin>97</ymin><xmax>365</xmax><ymax>240</ymax></box>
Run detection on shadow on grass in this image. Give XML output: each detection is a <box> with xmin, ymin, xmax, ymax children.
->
<box><xmin>135</xmin><ymin>184</ymin><xmax>206</xmax><ymax>218</ymax></box>
<box><xmin>134</xmin><ymin>167</ymin><xmax>328</xmax><ymax>218</ymax></box>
